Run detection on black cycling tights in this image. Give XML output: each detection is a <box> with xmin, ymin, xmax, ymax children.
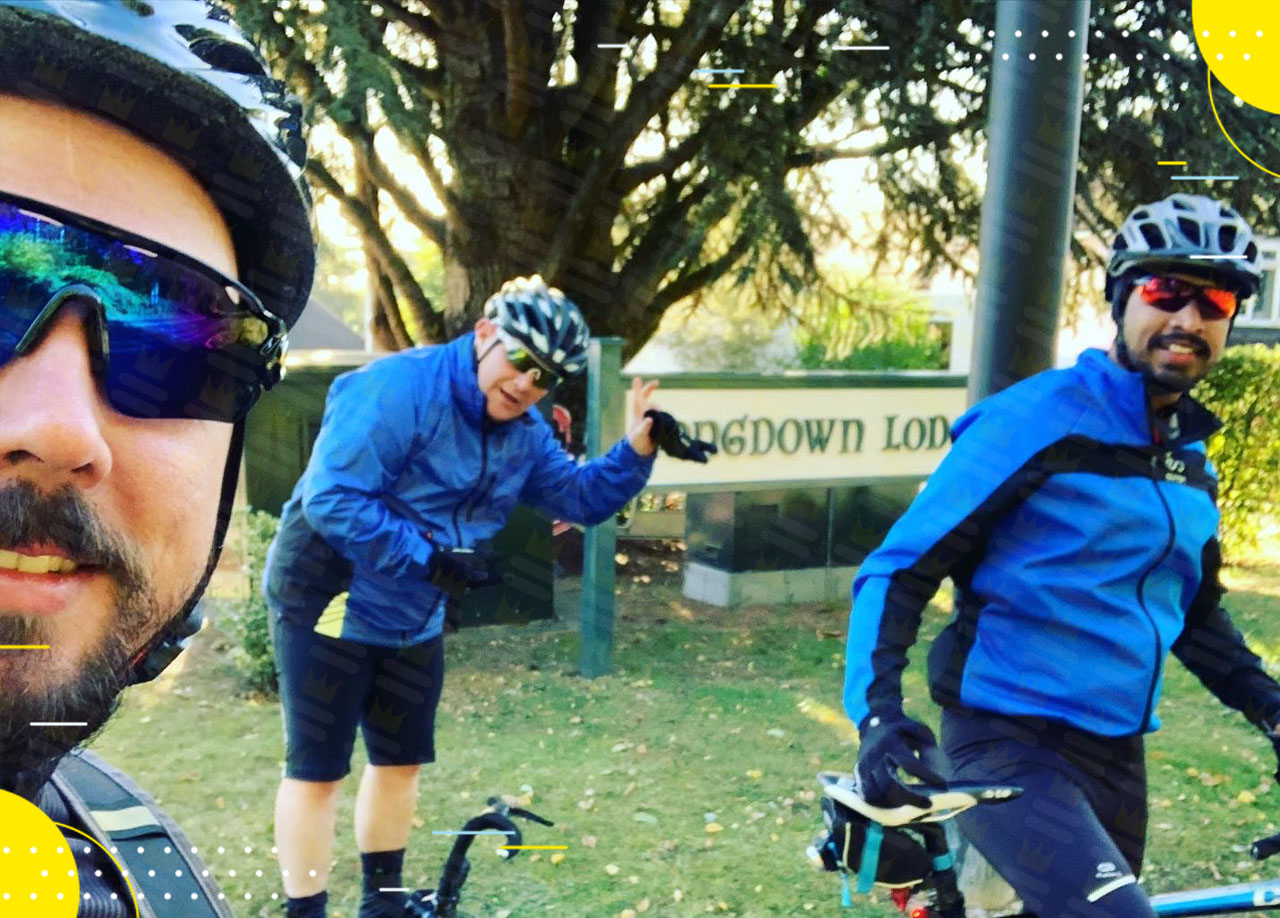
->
<box><xmin>942</xmin><ymin>707</ymin><xmax>1155</xmax><ymax>918</ymax></box>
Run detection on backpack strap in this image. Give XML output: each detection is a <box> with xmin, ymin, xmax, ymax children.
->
<box><xmin>51</xmin><ymin>749</ymin><xmax>234</xmax><ymax>918</ymax></box>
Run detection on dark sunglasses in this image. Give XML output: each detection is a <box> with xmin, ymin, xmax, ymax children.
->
<box><xmin>497</xmin><ymin>330</ymin><xmax>561</xmax><ymax>388</ymax></box>
<box><xmin>0</xmin><ymin>191</ymin><xmax>287</xmax><ymax>422</ymax></box>
<box><xmin>1135</xmin><ymin>274</ymin><xmax>1239</xmax><ymax>321</ymax></box>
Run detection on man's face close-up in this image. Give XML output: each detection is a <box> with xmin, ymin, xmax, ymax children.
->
<box><xmin>0</xmin><ymin>93</ymin><xmax>235</xmax><ymax>793</ymax></box>
<box><xmin>1120</xmin><ymin>273</ymin><xmax>1234</xmax><ymax>393</ymax></box>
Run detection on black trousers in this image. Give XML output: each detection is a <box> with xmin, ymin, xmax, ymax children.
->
<box><xmin>942</xmin><ymin>706</ymin><xmax>1155</xmax><ymax>918</ymax></box>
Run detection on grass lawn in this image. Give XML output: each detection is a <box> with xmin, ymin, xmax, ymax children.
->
<box><xmin>86</xmin><ymin>548</ymin><xmax>1280</xmax><ymax>918</ymax></box>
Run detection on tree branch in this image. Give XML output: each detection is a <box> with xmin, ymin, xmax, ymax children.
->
<box><xmin>614</xmin><ymin>133</ymin><xmax>704</xmax><ymax>194</ymax></box>
<box><xmin>649</xmin><ymin>231</ymin><xmax>755</xmax><ymax>314</ymax></box>
<box><xmin>377</xmin><ymin>0</ymin><xmax>442</xmax><ymax>41</ymax></box>
<box><xmin>389</xmin><ymin>55</ymin><xmax>445</xmax><ymax>105</ymax></box>
<box><xmin>546</xmin><ymin>0</ymin><xmax>744</xmax><ymax>278</ymax></box>
<box><xmin>381</xmin><ymin>117</ymin><xmax>461</xmax><ymax>228</ymax></box>
<box><xmin>339</xmin><ymin>121</ymin><xmax>448</xmax><ymax>248</ymax></box>
<box><xmin>500</xmin><ymin>0</ymin><xmax>532</xmax><ymax>132</ymax></box>
<box><xmin>309</xmin><ymin>158</ymin><xmax>446</xmax><ymax>343</ymax></box>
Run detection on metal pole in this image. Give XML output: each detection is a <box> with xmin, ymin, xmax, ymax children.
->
<box><xmin>969</xmin><ymin>0</ymin><xmax>1091</xmax><ymax>405</ymax></box>
<box><xmin>580</xmin><ymin>337</ymin><xmax>625</xmax><ymax>678</ymax></box>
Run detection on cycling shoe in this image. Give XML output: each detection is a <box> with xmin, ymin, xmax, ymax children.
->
<box><xmin>358</xmin><ymin>888</ymin><xmax>438</xmax><ymax>918</ymax></box>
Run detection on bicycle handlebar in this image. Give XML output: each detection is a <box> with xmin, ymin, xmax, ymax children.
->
<box><xmin>430</xmin><ymin>798</ymin><xmax>555</xmax><ymax>918</ymax></box>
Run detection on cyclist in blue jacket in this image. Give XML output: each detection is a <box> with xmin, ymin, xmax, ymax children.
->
<box><xmin>263</xmin><ymin>275</ymin><xmax>660</xmax><ymax>918</ymax></box>
<box><xmin>843</xmin><ymin>195</ymin><xmax>1280</xmax><ymax>918</ymax></box>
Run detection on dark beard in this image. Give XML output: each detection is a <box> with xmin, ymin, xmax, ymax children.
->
<box><xmin>0</xmin><ymin>482</ymin><xmax>158</xmax><ymax>800</ymax></box>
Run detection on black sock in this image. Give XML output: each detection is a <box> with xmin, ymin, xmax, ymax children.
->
<box><xmin>361</xmin><ymin>848</ymin><xmax>406</xmax><ymax>895</ymax></box>
<box><xmin>286</xmin><ymin>890</ymin><xmax>327</xmax><ymax>918</ymax></box>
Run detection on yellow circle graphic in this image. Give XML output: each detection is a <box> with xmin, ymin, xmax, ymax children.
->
<box><xmin>0</xmin><ymin>789</ymin><xmax>79</xmax><ymax>916</ymax></box>
<box><xmin>1192</xmin><ymin>2</ymin><xmax>1280</xmax><ymax>113</ymax></box>
<box><xmin>1206</xmin><ymin>68</ymin><xmax>1280</xmax><ymax>178</ymax></box>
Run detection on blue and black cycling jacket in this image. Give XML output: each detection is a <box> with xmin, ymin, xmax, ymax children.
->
<box><xmin>263</xmin><ymin>332</ymin><xmax>655</xmax><ymax>646</ymax></box>
<box><xmin>844</xmin><ymin>347</ymin><xmax>1280</xmax><ymax>738</ymax></box>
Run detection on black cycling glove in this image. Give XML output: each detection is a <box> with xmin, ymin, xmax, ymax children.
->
<box><xmin>855</xmin><ymin>713</ymin><xmax>947</xmax><ymax>808</ymax></box>
<box><xmin>644</xmin><ymin>409</ymin><xmax>718</xmax><ymax>463</ymax></box>
<box><xmin>428</xmin><ymin>543</ymin><xmax>503</xmax><ymax>598</ymax></box>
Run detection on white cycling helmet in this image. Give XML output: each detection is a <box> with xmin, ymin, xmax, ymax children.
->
<box><xmin>483</xmin><ymin>275</ymin><xmax>590</xmax><ymax>378</ymax></box>
<box><xmin>1105</xmin><ymin>194</ymin><xmax>1261</xmax><ymax>317</ymax></box>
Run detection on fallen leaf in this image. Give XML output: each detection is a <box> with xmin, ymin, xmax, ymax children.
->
<box><xmin>582</xmin><ymin>835</ymin><xmax>598</xmax><ymax>848</ymax></box>
<box><xmin>746</xmin><ymin>769</ymin><xmax>762</xmax><ymax>779</ymax></box>
<box><xmin>605</xmin><ymin>864</ymin><xmax>620</xmax><ymax>876</ymax></box>
<box><xmin>705</xmin><ymin>822</ymin><xmax>724</xmax><ymax>833</ymax></box>
<box><xmin>637</xmin><ymin>897</ymin><xmax>651</xmax><ymax>912</ymax></box>
<box><xmin>550</xmin><ymin>853</ymin><xmax>566</xmax><ymax>865</ymax></box>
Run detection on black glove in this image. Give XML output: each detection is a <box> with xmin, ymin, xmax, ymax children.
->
<box><xmin>855</xmin><ymin>713</ymin><xmax>946</xmax><ymax>808</ymax></box>
<box><xmin>428</xmin><ymin>543</ymin><xmax>503</xmax><ymax>598</ymax></box>
<box><xmin>644</xmin><ymin>409</ymin><xmax>718</xmax><ymax>463</ymax></box>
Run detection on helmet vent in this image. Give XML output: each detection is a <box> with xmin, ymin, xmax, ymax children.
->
<box><xmin>1219</xmin><ymin>226</ymin><xmax>1238</xmax><ymax>252</ymax></box>
<box><xmin>1140</xmin><ymin>224</ymin><xmax>1167</xmax><ymax>249</ymax></box>
<box><xmin>1176</xmin><ymin>216</ymin><xmax>1201</xmax><ymax>246</ymax></box>
<box><xmin>176</xmin><ymin>25</ymin><xmax>262</xmax><ymax>75</ymax></box>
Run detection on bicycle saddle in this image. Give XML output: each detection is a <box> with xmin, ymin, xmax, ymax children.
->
<box><xmin>817</xmin><ymin>771</ymin><xmax>1022</xmax><ymax>827</ymax></box>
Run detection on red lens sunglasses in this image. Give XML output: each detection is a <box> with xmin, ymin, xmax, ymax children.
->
<box><xmin>1135</xmin><ymin>275</ymin><xmax>1239</xmax><ymax>321</ymax></box>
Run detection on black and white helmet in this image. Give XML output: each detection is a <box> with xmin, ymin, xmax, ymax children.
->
<box><xmin>484</xmin><ymin>275</ymin><xmax>590</xmax><ymax>378</ymax></box>
<box><xmin>1105</xmin><ymin>194</ymin><xmax>1261</xmax><ymax>308</ymax></box>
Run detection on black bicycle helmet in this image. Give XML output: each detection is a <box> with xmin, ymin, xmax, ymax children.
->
<box><xmin>0</xmin><ymin>0</ymin><xmax>316</xmax><ymax>682</ymax></box>
<box><xmin>483</xmin><ymin>275</ymin><xmax>591</xmax><ymax>378</ymax></box>
<box><xmin>1105</xmin><ymin>193</ymin><xmax>1262</xmax><ymax>322</ymax></box>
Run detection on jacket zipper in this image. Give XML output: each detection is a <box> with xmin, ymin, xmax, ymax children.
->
<box><xmin>1135</xmin><ymin>452</ymin><xmax>1177</xmax><ymax>732</ymax></box>
<box><xmin>452</xmin><ymin>416</ymin><xmax>491</xmax><ymax>543</ymax></box>
<box><xmin>467</xmin><ymin>470</ymin><xmax>497</xmax><ymax>523</ymax></box>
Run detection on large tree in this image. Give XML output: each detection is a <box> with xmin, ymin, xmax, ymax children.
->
<box><xmin>229</xmin><ymin>0</ymin><xmax>1278</xmax><ymax>353</ymax></box>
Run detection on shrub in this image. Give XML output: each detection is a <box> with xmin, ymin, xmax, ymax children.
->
<box><xmin>219</xmin><ymin>508</ymin><xmax>282</xmax><ymax>696</ymax></box>
<box><xmin>1193</xmin><ymin>344</ymin><xmax>1280</xmax><ymax>560</ymax></box>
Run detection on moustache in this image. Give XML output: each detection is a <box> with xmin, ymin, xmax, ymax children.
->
<box><xmin>0</xmin><ymin>480</ymin><xmax>137</xmax><ymax>580</ymax></box>
<box><xmin>1151</xmin><ymin>334</ymin><xmax>1208</xmax><ymax>356</ymax></box>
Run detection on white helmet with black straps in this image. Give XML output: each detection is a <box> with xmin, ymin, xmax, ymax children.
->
<box><xmin>1105</xmin><ymin>194</ymin><xmax>1262</xmax><ymax>315</ymax></box>
<box><xmin>483</xmin><ymin>274</ymin><xmax>590</xmax><ymax>378</ymax></box>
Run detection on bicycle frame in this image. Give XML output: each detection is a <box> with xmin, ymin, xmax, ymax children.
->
<box><xmin>878</xmin><ymin>849</ymin><xmax>1280</xmax><ymax>917</ymax></box>
<box><xmin>1150</xmin><ymin>879</ymin><xmax>1280</xmax><ymax>915</ymax></box>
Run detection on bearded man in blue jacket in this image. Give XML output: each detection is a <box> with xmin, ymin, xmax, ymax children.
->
<box><xmin>263</xmin><ymin>275</ymin><xmax>660</xmax><ymax>918</ymax></box>
<box><xmin>843</xmin><ymin>195</ymin><xmax>1280</xmax><ymax>918</ymax></box>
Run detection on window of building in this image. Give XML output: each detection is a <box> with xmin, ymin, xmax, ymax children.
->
<box><xmin>1241</xmin><ymin>241</ymin><xmax>1280</xmax><ymax>326</ymax></box>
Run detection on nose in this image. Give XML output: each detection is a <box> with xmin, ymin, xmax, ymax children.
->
<box><xmin>0</xmin><ymin>307</ymin><xmax>113</xmax><ymax>490</ymax></box>
<box><xmin>513</xmin><ymin>370</ymin><xmax>539</xmax><ymax>393</ymax></box>
<box><xmin>1165</xmin><ymin>299</ymin><xmax>1208</xmax><ymax>337</ymax></box>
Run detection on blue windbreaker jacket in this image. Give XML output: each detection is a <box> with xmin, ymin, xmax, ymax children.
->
<box><xmin>263</xmin><ymin>333</ymin><xmax>655</xmax><ymax>646</ymax></box>
<box><xmin>844</xmin><ymin>348</ymin><xmax>1280</xmax><ymax>737</ymax></box>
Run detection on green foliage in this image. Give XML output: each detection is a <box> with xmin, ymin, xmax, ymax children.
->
<box><xmin>794</xmin><ymin>277</ymin><xmax>949</xmax><ymax>371</ymax></box>
<box><xmin>218</xmin><ymin>508</ymin><xmax>282</xmax><ymax>696</ymax></box>
<box><xmin>1193</xmin><ymin>344</ymin><xmax>1280</xmax><ymax>560</ymax></box>
<box><xmin>644</xmin><ymin>282</ymin><xmax>797</xmax><ymax>373</ymax></box>
<box><xmin>0</xmin><ymin>231</ymin><xmax>150</xmax><ymax>316</ymax></box>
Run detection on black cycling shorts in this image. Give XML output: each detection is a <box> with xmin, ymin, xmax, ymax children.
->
<box><xmin>272</xmin><ymin>615</ymin><xmax>444</xmax><ymax>781</ymax></box>
<box><xmin>942</xmin><ymin>706</ymin><xmax>1155</xmax><ymax>918</ymax></box>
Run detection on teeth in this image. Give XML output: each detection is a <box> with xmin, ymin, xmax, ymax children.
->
<box><xmin>0</xmin><ymin>551</ymin><xmax>78</xmax><ymax>574</ymax></box>
<box><xmin>1167</xmin><ymin>344</ymin><xmax>1195</xmax><ymax>354</ymax></box>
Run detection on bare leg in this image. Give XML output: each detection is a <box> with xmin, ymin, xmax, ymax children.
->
<box><xmin>275</xmin><ymin>777</ymin><xmax>342</xmax><ymax>898</ymax></box>
<box><xmin>355</xmin><ymin>763</ymin><xmax>421</xmax><ymax>853</ymax></box>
